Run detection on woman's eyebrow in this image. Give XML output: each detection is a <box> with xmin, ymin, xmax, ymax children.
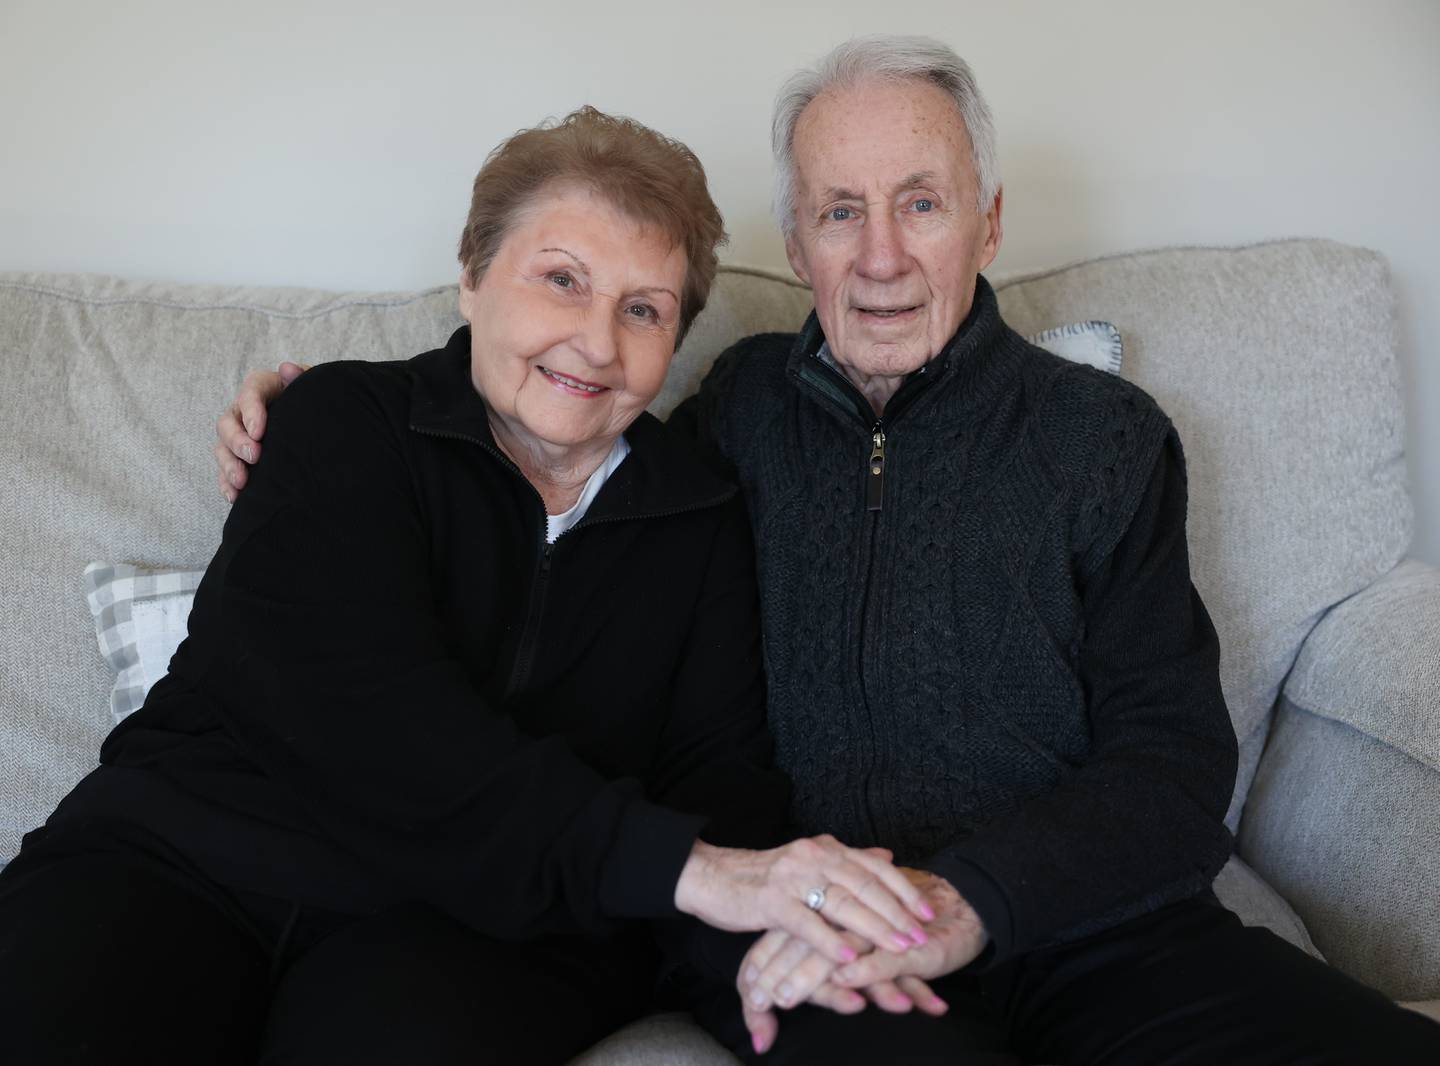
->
<box><xmin>539</xmin><ymin>247</ymin><xmax>590</xmax><ymax>273</ymax></box>
<box><xmin>540</xmin><ymin>247</ymin><xmax>675</xmax><ymax>301</ymax></box>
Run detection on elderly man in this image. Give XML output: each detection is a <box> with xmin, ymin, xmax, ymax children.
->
<box><xmin>216</xmin><ymin>35</ymin><xmax>1439</xmax><ymax>1064</ymax></box>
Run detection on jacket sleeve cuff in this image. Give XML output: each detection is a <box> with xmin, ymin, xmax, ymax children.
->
<box><xmin>597</xmin><ymin>801</ymin><xmax>708</xmax><ymax>920</ymax></box>
<box><xmin>920</xmin><ymin>853</ymin><xmax>1017</xmax><ymax>967</ymax></box>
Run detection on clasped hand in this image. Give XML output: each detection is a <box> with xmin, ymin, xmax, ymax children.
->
<box><xmin>735</xmin><ymin>868</ymin><xmax>988</xmax><ymax>1055</ymax></box>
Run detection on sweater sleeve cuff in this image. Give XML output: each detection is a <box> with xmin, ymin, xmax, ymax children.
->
<box><xmin>920</xmin><ymin>853</ymin><xmax>1017</xmax><ymax>967</ymax></box>
<box><xmin>597</xmin><ymin>801</ymin><xmax>708</xmax><ymax>920</ymax></box>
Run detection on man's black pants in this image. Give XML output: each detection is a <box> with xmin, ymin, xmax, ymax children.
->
<box><xmin>691</xmin><ymin>893</ymin><xmax>1440</xmax><ymax>1064</ymax></box>
<box><xmin>0</xmin><ymin>847</ymin><xmax>651</xmax><ymax>1065</ymax></box>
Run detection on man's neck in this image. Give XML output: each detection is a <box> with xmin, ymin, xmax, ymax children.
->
<box><xmin>845</xmin><ymin>368</ymin><xmax>906</xmax><ymax>417</ymax></box>
<box><xmin>817</xmin><ymin>343</ymin><xmax>910</xmax><ymax>417</ymax></box>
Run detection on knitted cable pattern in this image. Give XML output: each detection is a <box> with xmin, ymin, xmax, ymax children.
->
<box><xmin>691</xmin><ymin>277</ymin><xmax>1233</xmax><ymax>956</ymax></box>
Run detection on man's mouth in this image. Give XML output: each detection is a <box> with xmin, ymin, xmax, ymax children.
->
<box><xmin>856</xmin><ymin>305</ymin><xmax>921</xmax><ymax>319</ymax></box>
<box><xmin>538</xmin><ymin>366</ymin><xmax>607</xmax><ymax>393</ymax></box>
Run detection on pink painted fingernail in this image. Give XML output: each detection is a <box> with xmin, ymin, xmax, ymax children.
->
<box><xmin>919</xmin><ymin>902</ymin><xmax>935</xmax><ymax>921</ymax></box>
<box><xmin>840</xmin><ymin>945</ymin><xmax>857</xmax><ymax>962</ymax></box>
<box><xmin>910</xmin><ymin>927</ymin><xmax>928</xmax><ymax>946</ymax></box>
<box><xmin>752</xmin><ymin>1033</ymin><xmax>765</xmax><ymax>1054</ymax></box>
<box><xmin>891</xmin><ymin>933</ymin><xmax>913</xmax><ymax>951</ymax></box>
<box><xmin>933</xmin><ymin>997</ymin><xmax>950</xmax><ymax>1013</ymax></box>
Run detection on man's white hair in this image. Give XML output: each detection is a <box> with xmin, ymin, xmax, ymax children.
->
<box><xmin>771</xmin><ymin>35</ymin><xmax>999</xmax><ymax>237</ymax></box>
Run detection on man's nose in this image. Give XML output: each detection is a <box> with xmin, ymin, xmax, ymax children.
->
<box><xmin>856</xmin><ymin>212</ymin><xmax>907</xmax><ymax>281</ymax></box>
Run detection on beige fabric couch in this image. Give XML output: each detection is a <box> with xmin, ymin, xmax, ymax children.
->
<box><xmin>2</xmin><ymin>239</ymin><xmax>1437</xmax><ymax>1060</ymax></box>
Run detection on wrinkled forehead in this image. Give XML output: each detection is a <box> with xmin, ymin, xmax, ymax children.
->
<box><xmin>792</xmin><ymin>78</ymin><xmax>975</xmax><ymax>197</ymax></box>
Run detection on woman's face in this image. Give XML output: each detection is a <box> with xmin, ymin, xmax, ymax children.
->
<box><xmin>459</xmin><ymin>186</ymin><xmax>688</xmax><ymax>458</ymax></box>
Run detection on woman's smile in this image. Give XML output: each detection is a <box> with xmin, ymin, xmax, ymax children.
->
<box><xmin>537</xmin><ymin>365</ymin><xmax>608</xmax><ymax>395</ymax></box>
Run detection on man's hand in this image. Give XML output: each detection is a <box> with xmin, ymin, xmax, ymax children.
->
<box><xmin>214</xmin><ymin>362</ymin><xmax>307</xmax><ymax>502</ymax></box>
<box><xmin>736</xmin><ymin>928</ymin><xmax>949</xmax><ymax>1055</ymax></box>
<box><xmin>830</xmin><ymin>868</ymin><xmax>988</xmax><ymax>989</ymax></box>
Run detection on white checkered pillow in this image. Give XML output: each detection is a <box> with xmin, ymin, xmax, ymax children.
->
<box><xmin>1027</xmin><ymin>320</ymin><xmax>1123</xmax><ymax>374</ymax></box>
<box><xmin>83</xmin><ymin>562</ymin><xmax>204</xmax><ymax>722</ymax></box>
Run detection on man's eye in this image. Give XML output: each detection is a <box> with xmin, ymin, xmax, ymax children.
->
<box><xmin>913</xmin><ymin>199</ymin><xmax>934</xmax><ymax>213</ymax></box>
<box><xmin>827</xmin><ymin>206</ymin><xmax>854</xmax><ymax>222</ymax></box>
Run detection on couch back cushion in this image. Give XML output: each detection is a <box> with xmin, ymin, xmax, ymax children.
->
<box><xmin>994</xmin><ymin>240</ymin><xmax>1411</xmax><ymax>825</ymax></box>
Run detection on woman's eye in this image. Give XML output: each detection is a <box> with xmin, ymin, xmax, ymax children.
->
<box><xmin>827</xmin><ymin>206</ymin><xmax>854</xmax><ymax>222</ymax></box>
<box><xmin>548</xmin><ymin>272</ymin><xmax>575</xmax><ymax>289</ymax></box>
<box><xmin>913</xmin><ymin>199</ymin><xmax>934</xmax><ymax>213</ymax></box>
<box><xmin>626</xmin><ymin>303</ymin><xmax>657</xmax><ymax>321</ymax></box>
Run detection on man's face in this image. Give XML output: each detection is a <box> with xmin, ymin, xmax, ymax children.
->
<box><xmin>784</xmin><ymin>78</ymin><xmax>1003</xmax><ymax>386</ymax></box>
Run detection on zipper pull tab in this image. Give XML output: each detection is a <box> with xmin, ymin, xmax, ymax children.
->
<box><xmin>866</xmin><ymin>426</ymin><xmax>886</xmax><ymax>511</ymax></box>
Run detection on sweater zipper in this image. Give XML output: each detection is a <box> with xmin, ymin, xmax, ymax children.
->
<box><xmin>410</xmin><ymin>424</ymin><xmax>733</xmax><ymax>703</ymax></box>
<box><xmin>795</xmin><ymin>357</ymin><xmax>938</xmax><ymax>840</ymax></box>
<box><xmin>867</xmin><ymin>424</ymin><xmax>887</xmax><ymax>512</ymax></box>
<box><xmin>794</xmin><ymin>360</ymin><xmax>915</xmax><ymax>839</ymax></box>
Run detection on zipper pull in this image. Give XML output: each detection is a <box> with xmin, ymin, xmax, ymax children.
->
<box><xmin>866</xmin><ymin>425</ymin><xmax>886</xmax><ymax>511</ymax></box>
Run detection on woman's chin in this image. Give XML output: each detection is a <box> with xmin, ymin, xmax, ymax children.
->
<box><xmin>520</xmin><ymin>415</ymin><xmax>623</xmax><ymax>454</ymax></box>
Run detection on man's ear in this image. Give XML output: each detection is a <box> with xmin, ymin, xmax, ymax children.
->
<box><xmin>784</xmin><ymin>233</ymin><xmax>813</xmax><ymax>288</ymax></box>
<box><xmin>978</xmin><ymin>186</ymin><xmax>1004</xmax><ymax>273</ymax></box>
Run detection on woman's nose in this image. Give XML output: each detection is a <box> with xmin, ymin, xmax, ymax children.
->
<box><xmin>573</xmin><ymin>305</ymin><xmax>620</xmax><ymax>367</ymax></box>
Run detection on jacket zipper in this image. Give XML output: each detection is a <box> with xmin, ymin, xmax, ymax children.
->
<box><xmin>504</xmin><ymin>540</ymin><xmax>553</xmax><ymax>700</ymax></box>
<box><xmin>410</xmin><ymin>424</ymin><xmax>733</xmax><ymax>703</ymax></box>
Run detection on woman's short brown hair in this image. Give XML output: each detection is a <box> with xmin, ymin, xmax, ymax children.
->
<box><xmin>458</xmin><ymin>106</ymin><xmax>727</xmax><ymax>342</ymax></box>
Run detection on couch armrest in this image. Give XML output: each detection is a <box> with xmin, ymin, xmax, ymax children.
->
<box><xmin>1283</xmin><ymin>558</ymin><xmax>1440</xmax><ymax>768</ymax></box>
<box><xmin>1237</xmin><ymin>558</ymin><xmax>1440</xmax><ymax>1000</ymax></box>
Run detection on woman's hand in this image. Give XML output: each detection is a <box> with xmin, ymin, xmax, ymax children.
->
<box><xmin>673</xmin><ymin>837</ymin><xmax>935</xmax><ymax>965</ymax></box>
<box><xmin>737</xmin><ymin>928</ymin><xmax>949</xmax><ymax>1056</ymax></box>
<box><xmin>214</xmin><ymin>362</ymin><xmax>307</xmax><ymax>502</ymax></box>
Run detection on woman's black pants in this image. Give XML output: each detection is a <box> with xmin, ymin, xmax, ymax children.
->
<box><xmin>691</xmin><ymin>893</ymin><xmax>1440</xmax><ymax>1065</ymax></box>
<box><xmin>0</xmin><ymin>846</ymin><xmax>652</xmax><ymax>1065</ymax></box>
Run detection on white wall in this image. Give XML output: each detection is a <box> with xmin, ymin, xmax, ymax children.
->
<box><xmin>3</xmin><ymin>0</ymin><xmax>1437</xmax><ymax>562</ymax></box>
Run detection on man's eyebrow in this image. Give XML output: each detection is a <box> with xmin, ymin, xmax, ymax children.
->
<box><xmin>820</xmin><ymin>173</ymin><xmax>936</xmax><ymax>202</ymax></box>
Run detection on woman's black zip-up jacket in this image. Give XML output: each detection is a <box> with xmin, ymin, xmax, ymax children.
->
<box><xmin>38</xmin><ymin>327</ymin><xmax>790</xmax><ymax>939</ymax></box>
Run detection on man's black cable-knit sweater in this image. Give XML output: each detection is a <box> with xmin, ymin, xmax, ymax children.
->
<box><xmin>671</xmin><ymin>276</ymin><xmax>1238</xmax><ymax>964</ymax></box>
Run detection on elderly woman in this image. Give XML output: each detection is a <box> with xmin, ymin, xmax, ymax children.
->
<box><xmin>0</xmin><ymin>108</ymin><xmax>933</xmax><ymax>1065</ymax></box>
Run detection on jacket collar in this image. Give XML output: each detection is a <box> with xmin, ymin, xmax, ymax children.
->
<box><xmin>408</xmin><ymin>326</ymin><xmax>736</xmax><ymax>522</ymax></box>
<box><xmin>784</xmin><ymin>273</ymin><xmax>1007</xmax><ymax>424</ymax></box>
